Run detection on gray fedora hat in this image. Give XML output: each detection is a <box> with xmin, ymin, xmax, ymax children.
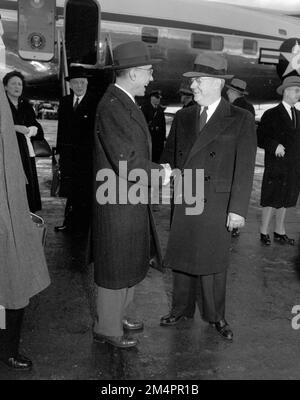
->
<box><xmin>226</xmin><ymin>78</ymin><xmax>249</xmax><ymax>95</ymax></box>
<box><xmin>111</xmin><ymin>41</ymin><xmax>161</xmax><ymax>70</ymax></box>
<box><xmin>183</xmin><ymin>53</ymin><xmax>233</xmax><ymax>79</ymax></box>
<box><xmin>277</xmin><ymin>75</ymin><xmax>300</xmax><ymax>95</ymax></box>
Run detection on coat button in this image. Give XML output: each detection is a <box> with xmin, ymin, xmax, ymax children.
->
<box><xmin>204</xmin><ymin>198</ymin><xmax>207</xmax><ymax>203</ymax></box>
<box><xmin>178</xmin><ymin>151</ymin><xmax>183</xmax><ymax>156</ymax></box>
<box><xmin>210</xmin><ymin>151</ymin><xmax>216</xmax><ymax>157</ymax></box>
<box><xmin>204</xmin><ymin>176</ymin><xmax>210</xmax><ymax>181</ymax></box>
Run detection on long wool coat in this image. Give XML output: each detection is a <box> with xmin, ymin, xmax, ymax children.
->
<box><xmin>0</xmin><ymin>82</ymin><xmax>50</xmax><ymax>309</ymax></box>
<box><xmin>7</xmin><ymin>97</ymin><xmax>43</xmax><ymax>212</ymax></box>
<box><xmin>92</xmin><ymin>84</ymin><xmax>163</xmax><ymax>289</ymax></box>
<box><xmin>164</xmin><ymin>99</ymin><xmax>257</xmax><ymax>275</ymax></box>
<box><xmin>56</xmin><ymin>92</ymin><xmax>98</xmax><ymax>198</ymax></box>
<box><xmin>257</xmin><ymin>103</ymin><xmax>300</xmax><ymax>208</ymax></box>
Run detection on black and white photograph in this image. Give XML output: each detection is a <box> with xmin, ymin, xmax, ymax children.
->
<box><xmin>0</xmin><ymin>0</ymin><xmax>300</xmax><ymax>385</ymax></box>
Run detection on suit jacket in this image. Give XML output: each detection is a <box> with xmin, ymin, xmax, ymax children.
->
<box><xmin>56</xmin><ymin>91</ymin><xmax>97</xmax><ymax>196</ymax></box>
<box><xmin>257</xmin><ymin>102</ymin><xmax>300</xmax><ymax>208</ymax></box>
<box><xmin>233</xmin><ymin>96</ymin><xmax>255</xmax><ymax>117</ymax></box>
<box><xmin>92</xmin><ymin>84</ymin><xmax>163</xmax><ymax>289</ymax></box>
<box><xmin>164</xmin><ymin>98</ymin><xmax>257</xmax><ymax>275</ymax></box>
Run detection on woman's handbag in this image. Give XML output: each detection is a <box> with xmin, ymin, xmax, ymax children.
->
<box><xmin>30</xmin><ymin>212</ymin><xmax>47</xmax><ymax>247</ymax></box>
<box><xmin>32</xmin><ymin>138</ymin><xmax>52</xmax><ymax>157</ymax></box>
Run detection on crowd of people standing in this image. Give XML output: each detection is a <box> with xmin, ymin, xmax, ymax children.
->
<box><xmin>0</xmin><ymin>40</ymin><xmax>299</xmax><ymax>371</ymax></box>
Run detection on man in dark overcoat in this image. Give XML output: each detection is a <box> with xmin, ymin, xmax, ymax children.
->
<box><xmin>141</xmin><ymin>89</ymin><xmax>166</xmax><ymax>162</ymax></box>
<box><xmin>226</xmin><ymin>78</ymin><xmax>255</xmax><ymax>117</ymax></box>
<box><xmin>257</xmin><ymin>75</ymin><xmax>300</xmax><ymax>246</ymax></box>
<box><xmin>55</xmin><ymin>66</ymin><xmax>98</xmax><ymax>238</ymax></box>
<box><xmin>226</xmin><ymin>78</ymin><xmax>255</xmax><ymax>237</ymax></box>
<box><xmin>92</xmin><ymin>41</ymin><xmax>171</xmax><ymax>348</ymax></box>
<box><xmin>160</xmin><ymin>53</ymin><xmax>257</xmax><ymax>341</ymax></box>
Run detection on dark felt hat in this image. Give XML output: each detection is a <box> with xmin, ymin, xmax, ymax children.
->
<box><xmin>65</xmin><ymin>66</ymin><xmax>91</xmax><ymax>81</ymax></box>
<box><xmin>183</xmin><ymin>53</ymin><xmax>233</xmax><ymax>79</ymax></box>
<box><xmin>226</xmin><ymin>78</ymin><xmax>249</xmax><ymax>95</ymax></box>
<box><xmin>111</xmin><ymin>41</ymin><xmax>161</xmax><ymax>70</ymax></box>
<box><xmin>150</xmin><ymin>89</ymin><xmax>162</xmax><ymax>98</ymax></box>
<box><xmin>178</xmin><ymin>82</ymin><xmax>193</xmax><ymax>96</ymax></box>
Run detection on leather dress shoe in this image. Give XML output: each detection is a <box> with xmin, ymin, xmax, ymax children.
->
<box><xmin>54</xmin><ymin>224</ymin><xmax>68</xmax><ymax>232</ymax></box>
<box><xmin>160</xmin><ymin>313</ymin><xmax>193</xmax><ymax>326</ymax></box>
<box><xmin>273</xmin><ymin>232</ymin><xmax>295</xmax><ymax>245</ymax></box>
<box><xmin>1</xmin><ymin>354</ymin><xmax>33</xmax><ymax>371</ymax></box>
<box><xmin>93</xmin><ymin>332</ymin><xmax>137</xmax><ymax>348</ymax></box>
<box><xmin>260</xmin><ymin>233</ymin><xmax>271</xmax><ymax>245</ymax></box>
<box><xmin>122</xmin><ymin>318</ymin><xmax>144</xmax><ymax>331</ymax></box>
<box><xmin>210</xmin><ymin>319</ymin><xmax>233</xmax><ymax>341</ymax></box>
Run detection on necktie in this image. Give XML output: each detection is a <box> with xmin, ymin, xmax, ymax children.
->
<box><xmin>74</xmin><ymin>96</ymin><xmax>80</xmax><ymax>111</ymax></box>
<box><xmin>291</xmin><ymin>106</ymin><xmax>297</xmax><ymax>128</ymax></box>
<box><xmin>199</xmin><ymin>106</ymin><xmax>208</xmax><ymax>132</ymax></box>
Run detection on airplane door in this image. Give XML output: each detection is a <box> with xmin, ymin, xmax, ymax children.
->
<box><xmin>18</xmin><ymin>0</ymin><xmax>56</xmax><ymax>61</ymax></box>
<box><xmin>65</xmin><ymin>0</ymin><xmax>101</xmax><ymax>66</ymax></box>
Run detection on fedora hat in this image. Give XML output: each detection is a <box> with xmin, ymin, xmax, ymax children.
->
<box><xmin>150</xmin><ymin>89</ymin><xmax>162</xmax><ymax>98</ymax></box>
<box><xmin>277</xmin><ymin>75</ymin><xmax>300</xmax><ymax>95</ymax></box>
<box><xmin>226</xmin><ymin>78</ymin><xmax>248</xmax><ymax>95</ymax></box>
<box><xmin>111</xmin><ymin>41</ymin><xmax>161</xmax><ymax>70</ymax></box>
<box><xmin>178</xmin><ymin>81</ymin><xmax>193</xmax><ymax>96</ymax></box>
<box><xmin>183</xmin><ymin>53</ymin><xmax>233</xmax><ymax>79</ymax></box>
<box><xmin>65</xmin><ymin>66</ymin><xmax>91</xmax><ymax>81</ymax></box>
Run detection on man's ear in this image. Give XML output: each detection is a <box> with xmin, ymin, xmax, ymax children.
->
<box><xmin>128</xmin><ymin>68</ymin><xmax>136</xmax><ymax>82</ymax></box>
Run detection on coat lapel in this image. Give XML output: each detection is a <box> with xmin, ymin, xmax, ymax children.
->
<box><xmin>110</xmin><ymin>85</ymin><xmax>152</xmax><ymax>156</ymax></box>
<box><xmin>184</xmin><ymin>98</ymin><xmax>235</xmax><ymax>167</ymax></box>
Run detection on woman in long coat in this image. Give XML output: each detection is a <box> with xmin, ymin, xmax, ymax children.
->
<box><xmin>3</xmin><ymin>71</ymin><xmax>44</xmax><ymax>212</ymax></box>
<box><xmin>0</xmin><ymin>81</ymin><xmax>50</xmax><ymax>371</ymax></box>
<box><xmin>257</xmin><ymin>76</ymin><xmax>300</xmax><ymax>245</ymax></box>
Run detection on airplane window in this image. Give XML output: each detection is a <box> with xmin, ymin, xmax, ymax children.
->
<box><xmin>191</xmin><ymin>33</ymin><xmax>224</xmax><ymax>51</ymax></box>
<box><xmin>243</xmin><ymin>39</ymin><xmax>258</xmax><ymax>55</ymax></box>
<box><xmin>142</xmin><ymin>27</ymin><xmax>158</xmax><ymax>44</ymax></box>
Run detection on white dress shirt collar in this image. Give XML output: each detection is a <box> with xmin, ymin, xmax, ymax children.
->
<box><xmin>201</xmin><ymin>97</ymin><xmax>221</xmax><ymax>122</ymax></box>
<box><xmin>282</xmin><ymin>100</ymin><xmax>293</xmax><ymax>119</ymax></box>
<box><xmin>73</xmin><ymin>94</ymin><xmax>84</xmax><ymax>106</ymax></box>
<box><xmin>114</xmin><ymin>83</ymin><xmax>135</xmax><ymax>104</ymax></box>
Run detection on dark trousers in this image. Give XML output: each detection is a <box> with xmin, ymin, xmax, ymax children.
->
<box><xmin>0</xmin><ymin>308</ymin><xmax>25</xmax><ymax>359</ymax></box>
<box><xmin>171</xmin><ymin>270</ymin><xmax>227</xmax><ymax>323</ymax></box>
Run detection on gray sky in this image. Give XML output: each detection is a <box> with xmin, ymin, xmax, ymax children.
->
<box><xmin>206</xmin><ymin>0</ymin><xmax>300</xmax><ymax>13</ymax></box>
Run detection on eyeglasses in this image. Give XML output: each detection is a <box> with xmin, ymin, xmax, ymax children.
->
<box><xmin>191</xmin><ymin>77</ymin><xmax>212</xmax><ymax>84</ymax></box>
<box><xmin>136</xmin><ymin>67</ymin><xmax>154</xmax><ymax>75</ymax></box>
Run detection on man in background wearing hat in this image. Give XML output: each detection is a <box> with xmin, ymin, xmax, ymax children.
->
<box><xmin>226</xmin><ymin>78</ymin><xmax>255</xmax><ymax>237</ymax></box>
<box><xmin>141</xmin><ymin>89</ymin><xmax>166</xmax><ymax>163</ymax></box>
<box><xmin>178</xmin><ymin>81</ymin><xmax>196</xmax><ymax>108</ymax></box>
<box><xmin>54</xmin><ymin>66</ymin><xmax>98</xmax><ymax>266</ymax></box>
<box><xmin>226</xmin><ymin>78</ymin><xmax>255</xmax><ymax>117</ymax></box>
<box><xmin>92</xmin><ymin>41</ymin><xmax>171</xmax><ymax>348</ymax></box>
<box><xmin>55</xmin><ymin>67</ymin><xmax>97</xmax><ymax>230</ymax></box>
<box><xmin>160</xmin><ymin>53</ymin><xmax>257</xmax><ymax>341</ymax></box>
<box><xmin>257</xmin><ymin>75</ymin><xmax>300</xmax><ymax>246</ymax></box>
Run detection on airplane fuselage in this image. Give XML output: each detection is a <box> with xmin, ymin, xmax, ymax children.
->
<box><xmin>0</xmin><ymin>0</ymin><xmax>300</xmax><ymax>103</ymax></box>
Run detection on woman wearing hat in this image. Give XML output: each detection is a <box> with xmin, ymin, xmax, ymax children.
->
<box><xmin>258</xmin><ymin>75</ymin><xmax>300</xmax><ymax>246</ymax></box>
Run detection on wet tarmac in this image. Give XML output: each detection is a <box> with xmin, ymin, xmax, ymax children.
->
<box><xmin>0</xmin><ymin>120</ymin><xmax>300</xmax><ymax>380</ymax></box>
